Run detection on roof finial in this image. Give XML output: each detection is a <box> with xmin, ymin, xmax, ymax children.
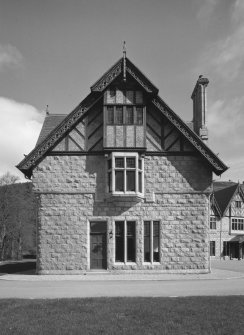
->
<box><xmin>123</xmin><ymin>41</ymin><xmax>126</xmax><ymax>58</ymax></box>
<box><xmin>45</xmin><ymin>105</ymin><xmax>49</xmax><ymax>115</ymax></box>
<box><xmin>123</xmin><ymin>41</ymin><xmax>126</xmax><ymax>82</ymax></box>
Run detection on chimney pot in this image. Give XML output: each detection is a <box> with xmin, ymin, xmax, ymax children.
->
<box><xmin>191</xmin><ymin>75</ymin><xmax>209</xmax><ymax>143</ymax></box>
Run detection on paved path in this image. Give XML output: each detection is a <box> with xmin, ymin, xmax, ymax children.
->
<box><xmin>0</xmin><ymin>276</ymin><xmax>244</xmax><ymax>298</ymax></box>
<box><xmin>0</xmin><ymin>260</ymin><xmax>244</xmax><ymax>298</ymax></box>
<box><xmin>0</xmin><ymin>263</ymin><xmax>244</xmax><ymax>298</ymax></box>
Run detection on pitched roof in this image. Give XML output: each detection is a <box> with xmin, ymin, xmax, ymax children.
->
<box><xmin>17</xmin><ymin>56</ymin><xmax>228</xmax><ymax>178</ymax></box>
<box><xmin>213</xmin><ymin>181</ymin><xmax>241</xmax><ymax>216</ymax></box>
<box><xmin>36</xmin><ymin>114</ymin><xmax>67</xmax><ymax>146</ymax></box>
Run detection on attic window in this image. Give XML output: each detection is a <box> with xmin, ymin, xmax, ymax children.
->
<box><xmin>105</xmin><ymin>89</ymin><xmax>143</xmax><ymax>104</ymax></box>
<box><xmin>107</xmin><ymin>152</ymin><xmax>144</xmax><ymax>197</ymax></box>
<box><xmin>235</xmin><ymin>201</ymin><xmax>242</xmax><ymax>208</ymax></box>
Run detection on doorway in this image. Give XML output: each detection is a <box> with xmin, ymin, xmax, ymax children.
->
<box><xmin>90</xmin><ymin>222</ymin><xmax>107</xmax><ymax>269</ymax></box>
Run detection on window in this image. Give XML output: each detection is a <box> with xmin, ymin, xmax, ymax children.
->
<box><xmin>115</xmin><ymin>221</ymin><xmax>136</xmax><ymax>262</ymax></box>
<box><xmin>235</xmin><ymin>201</ymin><xmax>242</xmax><ymax>208</ymax></box>
<box><xmin>144</xmin><ymin>221</ymin><xmax>160</xmax><ymax>262</ymax></box>
<box><xmin>210</xmin><ymin>241</ymin><xmax>215</xmax><ymax>256</ymax></box>
<box><xmin>232</xmin><ymin>218</ymin><xmax>244</xmax><ymax>231</ymax></box>
<box><xmin>210</xmin><ymin>216</ymin><xmax>217</xmax><ymax>230</ymax></box>
<box><xmin>106</xmin><ymin>89</ymin><xmax>143</xmax><ymax>105</ymax></box>
<box><xmin>105</xmin><ymin>106</ymin><xmax>144</xmax><ymax>125</ymax></box>
<box><xmin>107</xmin><ymin>153</ymin><xmax>144</xmax><ymax>196</ymax></box>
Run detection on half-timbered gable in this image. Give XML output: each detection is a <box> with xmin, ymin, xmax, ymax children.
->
<box><xmin>210</xmin><ymin>182</ymin><xmax>244</xmax><ymax>259</ymax></box>
<box><xmin>17</xmin><ymin>55</ymin><xmax>228</xmax><ymax>274</ymax></box>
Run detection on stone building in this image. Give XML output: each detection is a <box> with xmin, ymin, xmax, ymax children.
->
<box><xmin>17</xmin><ymin>55</ymin><xmax>227</xmax><ymax>274</ymax></box>
<box><xmin>210</xmin><ymin>182</ymin><xmax>244</xmax><ymax>260</ymax></box>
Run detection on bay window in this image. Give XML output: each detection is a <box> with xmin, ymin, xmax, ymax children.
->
<box><xmin>108</xmin><ymin>153</ymin><xmax>144</xmax><ymax>196</ymax></box>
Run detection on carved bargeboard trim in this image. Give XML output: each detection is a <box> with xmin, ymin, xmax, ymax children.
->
<box><xmin>17</xmin><ymin>93</ymin><xmax>102</xmax><ymax>171</ymax></box>
<box><xmin>152</xmin><ymin>97</ymin><xmax>228</xmax><ymax>174</ymax></box>
<box><xmin>91</xmin><ymin>60</ymin><xmax>122</xmax><ymax>92</ymax></box>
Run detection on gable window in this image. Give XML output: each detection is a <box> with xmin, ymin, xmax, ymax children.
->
<box><xmin>144</xmin><ymin>221</ymin><xmax>160</xmax><ymax>263</ymax></box>
<box><xmin>210</xmin><ymin>241</ymin><xmax>215</xmax><ymax>256</ymax></box>
<box><xmin>232</xmin><ymin>218</ymin><xmax>244</xmax><ymax>231</ymax></box>
<box><xmin>105</xmin><ymin>106</ymin><xmax>144</xmax><ymax>125</ymax></box>
<box><xmin>235</xmin><ymin>201</ymin><xmax>242</xmax><ymax>208</ymax></box>
<box><xmin>107</xmin><ymin>152</ymin><xmax>144</xmax><ymax>196</ymax></box>
<box><xmin>210</xmin><ymin>216</ymin><xmax>217</xmax><ymax>230</ymax></box>
<box><xmin>115</xmin><ymin>221</ymin><xmax>136</xmax><ymax>262</ymax></box>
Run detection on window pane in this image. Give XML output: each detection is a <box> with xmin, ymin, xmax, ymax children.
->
<box><xmin>126</xmin><ymin>157</ymin><xmax>135</xmax><ymax>168</ymax></box>
<box><xmin>125</xmin><ymin>107</ymin><xmax>133</xmax><ymax>124</ymax></box>
<box><xmin>127</xmin><ymin>221</ymin><xmax>135</xmax><ymax>262</ymax></box>
<box><xmin>108</xmin><ymin>172</ymin><xmax>112</xmax><ymax>192</ymax></box>
<box><xmin>135</xmin><ymin>91</ymin><xmax>143</xmax><ymax>104</ymax></box>
<box><xmin>144</xmin><ymin>222</ymin><xmax>150</xmax><ymax>262</ymax></box>
<box><xmin>126</xmin><ymin>171</ymin><xmax>135</xmax><ymax>191</ymax></box>
<box><xmin>115</xmin><ymin>158</ymin><xmax>124</xmax><ymax>168</ymax></box>
<box><xmin>126</xmin><ymin>91</ymin><xmax>134</xmax><ymax>104</ymax></box>
<box><xmin>115</xmin><ymin>222</ymin><xmax>124</xmax><ymax>262</ymax></box>
<box><xmin>107</xmin><ymin>159</ymin><xmax>112</xmax><ymax>170</ymax></box>
<box><xmin>115</xmin><ymin>107</ymin><xmax>123</xmax><ymax>124</ymax></box>
<box><xmin>136</xmin><ymin>107</ymin><xmax>143</xmax><ymax>125</ymax></box>
<box><xmin>107</xmin><ymin>107</ymin><xmax>114</xmax><ymax>124</ymax></box>
<box><xmin>210</xmin><ymin>241</ymin><xmax>215</xmax><ymax>256</ymax></box>
<box><xmin>138</xmin><ymin>159</ymin><xmax>142</xmax><ymax>170</ymax></box>
<box><xmin>107</xmin><ymin>90</ymin><xmax>116</xmax><ymax>104</ymax></box>
<box><xmin>139</xmin><ymin>172</ymin><xmax>142</xmax><ymax>193</ymax></box>
<box><xmin>115</xmin><ymin>171</ymin><xmax>124</xmax><ymax>191</ymax></box>
<box><xmin>153</xmin><ymin>221</ymin><xmax>159</xmax><ymax>262</ymax></box>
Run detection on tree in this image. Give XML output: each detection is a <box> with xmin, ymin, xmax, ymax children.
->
<box><xmin>0</xmin><ymin>172</ymin><xmax>20</xmax><ymax>260</ymax></box>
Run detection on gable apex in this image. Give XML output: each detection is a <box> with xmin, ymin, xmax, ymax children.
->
<box><xmin>90</xmin><ymin>57</ymin><xmax>159</xmax><ymax>95</ymax></box>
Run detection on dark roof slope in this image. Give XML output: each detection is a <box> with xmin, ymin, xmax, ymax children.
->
<box><xmin>213</xmin><ymin>182</ymin><xmax>238</xmax><ymax>216</ymax></box>
<box><xmin>36</xmin><ymin>114</ymin><xmax>67</xmax><ymax>146</ymax></box>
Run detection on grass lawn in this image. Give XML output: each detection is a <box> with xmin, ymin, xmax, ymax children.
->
<box><xmin>1</xmin><ymin>297</ymin><xmax>244</xmax><ymax>335</ymax></box>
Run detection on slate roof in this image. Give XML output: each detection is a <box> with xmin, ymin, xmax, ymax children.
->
<box><xmin>212</xmin><ymin>181</ymin><xmax>244</xmax><ymax>217</ymax></box>
<box><xmin>17</xmin><ymin>56</ymin><xmax>228</xmax><ymax>178</ymax></box>
<box><xmin>36</xmin><ymin>114</ymin><xmax>67</xmax><ymax>146</ymax></box>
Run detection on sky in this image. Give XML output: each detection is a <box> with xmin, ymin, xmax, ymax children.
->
<box><xmin>0</xmin><ymin>0</ymin><xmax>243</xmax><ymax>182</ymax></box>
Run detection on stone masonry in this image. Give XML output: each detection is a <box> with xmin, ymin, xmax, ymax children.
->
<box><xmin>33</xmin><ymin>154</ymin><xmax>212</xmax><ymax>274</ymax></box>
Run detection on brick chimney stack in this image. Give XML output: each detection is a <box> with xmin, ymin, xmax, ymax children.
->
<box><xmin>191</xmin><ymin>75</ymin><xmax>209</xmax><ymax>143</ymax></box>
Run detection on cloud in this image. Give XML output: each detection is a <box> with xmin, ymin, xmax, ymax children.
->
<box><xmin>0</xmin><ymin>97</ymin><xmax>44</xmax><ymax>180</ymax></box>
<box><xmin>196</xmin><ymin>0</ymin><xmax>220</xmax><ymax>25</ymax></box>
<box><xmin>0</xmin><ymin>44</ymin><xmax>23</xmax><ymax>71</ymax></box>
<box><xmin>196</xmin><ymin>0</ymin><xmax>244</xmax><ymax>81</ymax></box>
<box><xmin>208</xmin><ymin>96</ymin><xmax>244</xmax><ymax>181</ymax></box>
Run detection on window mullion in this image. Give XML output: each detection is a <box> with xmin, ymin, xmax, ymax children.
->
<box><xmin>112</xmin><ymin>156</ymin><xmax>115</xmax><ymax>192</ymax></box>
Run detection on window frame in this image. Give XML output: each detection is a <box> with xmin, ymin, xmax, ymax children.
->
<box><xmin>210</xmin><ymin>241</ymin><xmax>215</xmax><ymax>256</ymax></box>
<box><xmin>143</xmin><ymin>220</ymin><xmax>160</xmax><ymax>264</ymax></box>
<box><xmin>231</xmin><ymin>218</ymin><xmax>244</xmax><ymax>232</ymax></box>
<box><xmin>107</xmin><ymin>152</ymin><xmax>144</xmax><ymax>197</ymax></box>
<box><xmin>105</xmin><ymin>105</ymin><xmax>145</xmax><ymax>126</ymax></box>
<box><xmin>210</xmin><ymin>216</ymin><xmax>217</xmax><ymax>230</ymax></box>
<box><xmin>235</xmin><ymin>201</ymin><xmax>242</xmax><ymax>208</ymax></box>
<box><xmin>115</xmin><ymin>220</ymin><xmax>136</xmax><ymax>264</ymax></box>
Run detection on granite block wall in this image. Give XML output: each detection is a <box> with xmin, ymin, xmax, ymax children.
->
<box><xmin>33</xmin><ymin>154</ymin><xmax>212</xmax><ymax>274</ymax></box>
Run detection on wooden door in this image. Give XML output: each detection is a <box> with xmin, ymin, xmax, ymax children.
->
<box><xmin>90</xmin><ymin>222</ymin><xmax>107</xmax><ymax>269</ymax></box>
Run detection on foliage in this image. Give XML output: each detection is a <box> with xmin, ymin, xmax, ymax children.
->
<box><xmin>0</xmin><ymin>172</ymin><xmax>36</xmax><ymax>261</ymax></box>
<box><xmin>0</xmin><ymin>297</ymin><xmax>244</xmax><ymax>334</ymax></box>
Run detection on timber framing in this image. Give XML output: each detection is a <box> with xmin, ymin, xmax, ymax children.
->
<box><xmin>17</xmin><ymin>56</ymin><xmax>228</xmax><ymax>178</ymax></box>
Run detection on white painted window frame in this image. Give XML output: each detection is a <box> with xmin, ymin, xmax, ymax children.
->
<box><xmin>143</xmin><ymin>220</ymin><xmax>160</xmax><ymax>264</ymax></box>
<box><xmin>115</xmin><ymin>220</ymin><xmax>137</xmax><ymax>264</ymax></box>
<box><xmin>108</xmin><ymin>152</ymin><xmax>144</xmax><ymax>197</ymax></box>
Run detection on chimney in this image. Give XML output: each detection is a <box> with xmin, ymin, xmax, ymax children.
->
<box><xmin>191</xmin><ymin>75</ymin><xmax>209</xmax><ymax>143</ymax></box>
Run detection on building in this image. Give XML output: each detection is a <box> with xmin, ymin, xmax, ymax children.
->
<box><xmin>17</xmin><ymin>55</ymin><xmax>227</xmax><ymax>274</ymax></box>
<box><xmin>210</xmin><ymin>181</ymin><xmax>244</xmax><ymax>260</ymax></box>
